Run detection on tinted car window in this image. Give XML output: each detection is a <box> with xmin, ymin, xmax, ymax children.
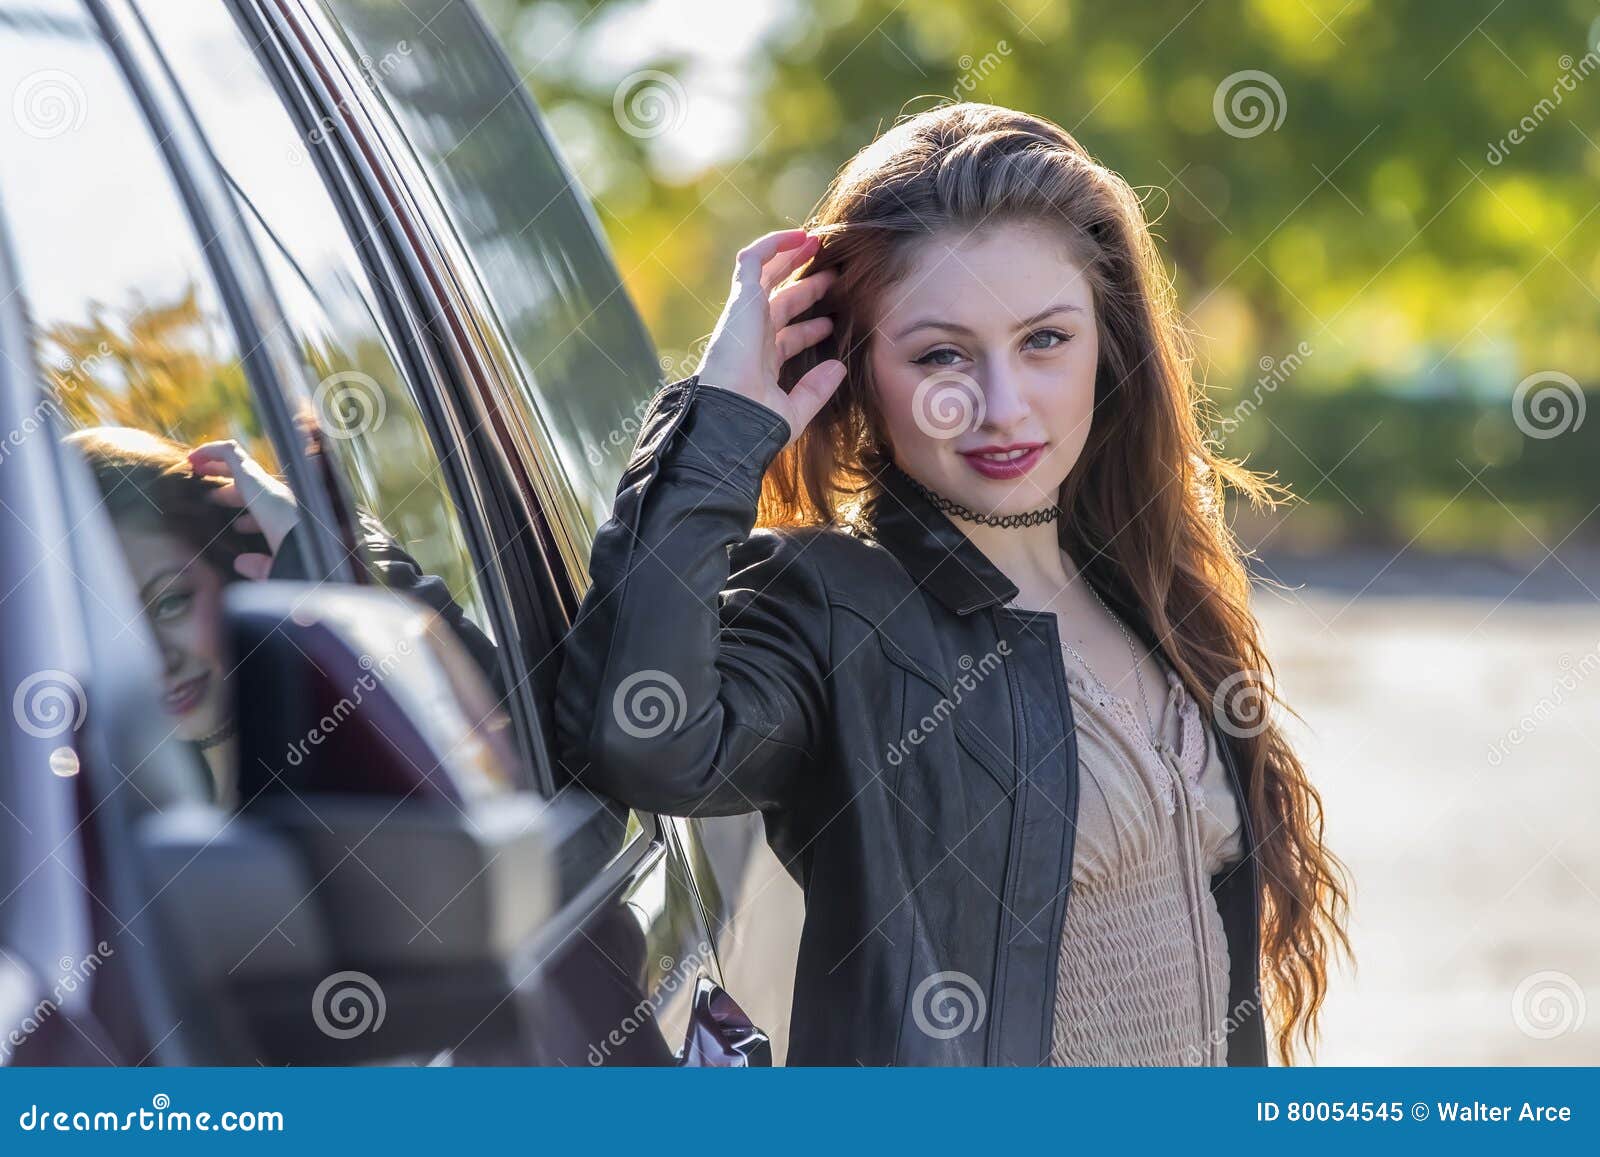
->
<box><xmin>317</xmin><ymin>0</ymin><xmax>661</xmax><ymax>549</ymax></box>
<box><xmin>0</xmin><ymin>3</ymin><xmax>296</xmax><ymax>807</ymax></box>
<box><xmin>133</xmin><ymin>0</ymin><xmax>500</xmax><ymax>654</ymax></box>
<box><xmin>0</xmin><ymin>1</ymin><xmax>507</xmax><ymax>806</ymax></box>
<box><xmin>0</xmin><ymin>2</ymin><xmax>276</xmax><ymax>469</ymax></box>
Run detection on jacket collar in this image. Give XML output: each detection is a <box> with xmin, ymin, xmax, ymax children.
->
<box><xmin>858</xmin><ymin>462</ymin><xmax>1022</xmax><ymax>616</ymax></box>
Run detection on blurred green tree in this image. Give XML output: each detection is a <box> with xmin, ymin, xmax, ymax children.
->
<box><xmin>490</xmin><ymin>0</ymin><xmax>1600</xmax><ymax>550</ymax></box>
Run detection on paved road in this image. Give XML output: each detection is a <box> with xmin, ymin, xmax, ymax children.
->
<box><xmin>704</xmin><ymin>571</ymin><xmax>1600</xmax><ymax>1065</ymax></box>
<box><xmin>1258</xmin><ymin>588</ymin><xmax>1600</xmax><ymax>1064</ymax></box>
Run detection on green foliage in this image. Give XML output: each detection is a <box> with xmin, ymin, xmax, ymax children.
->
<box><xmin>495</xmin><ymin>0</ymin><xmax>1600</xmax><ymax>547</ymax></box>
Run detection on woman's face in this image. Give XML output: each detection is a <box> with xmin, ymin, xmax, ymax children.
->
<box><xmin>117</xmin><ymin>527</ymin><xmax>232</xmax><ymax>742</ymax></box>
<box><xmin>867</xmin><ymin>220</ymin><xmax>1099</xmax><ymax>517</ymax></box>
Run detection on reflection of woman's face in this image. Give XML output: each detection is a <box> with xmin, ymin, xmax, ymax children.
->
<box><xmin>867</xmin><ymin>221</ymin><xmax>1100</xmax><ymax>517</ymax></box>
<box><xmin>116</xmin><ymin>526</ymin><xmax>231</xmax><ymax>742</ymax></box>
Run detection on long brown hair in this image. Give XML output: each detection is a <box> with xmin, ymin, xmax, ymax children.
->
<box><xmin>766</xmin><ymin>102</ymin><xmax>1352</xmax><ymax>1065</ymax></box>
<box><xmin>65</xmin><ymin>426</ymin><xmax>269</xmax><ymax>577</ymax></box>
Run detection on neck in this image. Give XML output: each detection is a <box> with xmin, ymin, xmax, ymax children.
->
<box><xmin>885</xmin><ymin>461</ymin><xmax>1083</xmax><ymax>609</ymax></box>
<box><xmin>950</xmin><ymin>514</ymin><xmax>1078</xmax><ymax>607</ymax></box>
<box><xmin>201</xmin><ymin>735</ymin><xmax>239</xmax><ymax>810</ymax></box>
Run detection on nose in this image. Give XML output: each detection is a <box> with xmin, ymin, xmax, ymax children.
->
<box><xmin>156</xmin><ymin>632</ymin><xmax>183</xmax><ymax>676</ymax></box>
<box><xmin>979</xmin><ymin>360</ymin><xmax>1031</xmax><ymax>435</ymax></box>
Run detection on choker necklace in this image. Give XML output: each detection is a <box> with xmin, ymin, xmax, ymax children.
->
<box><xmin>891</xmin><ymin>463</ymin><xmax>1061</xmax><ymax>529</ymax></box>
<box><xmin>196</xmin><ymin>720</ymin><xmax>237</xmax><ymax>751</ymax></box>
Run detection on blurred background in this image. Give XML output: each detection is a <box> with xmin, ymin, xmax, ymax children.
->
<box><xmin>477</xmin><ymin>0</ymin><xmax>1600</xmax><ymax>1063</ymax></box>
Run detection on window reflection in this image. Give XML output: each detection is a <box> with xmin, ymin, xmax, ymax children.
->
<box><xmin>319</xmin><ymin>0</ymin><xmax>662</xmax><ymax>546</ymax></box>
<box><xmin>0</xmin><ymin>9</ymin><xmax>272</xmax><ymax>464</ymax></box>
<box><xmin>0</xmin><ymin>5</ymin><xmax>505</xmax><ymax>804</ymax></box>
<box><xmin>134</xmin><ymin>0</ymin><xmax>499</xmax><ymax>650</ymax></box>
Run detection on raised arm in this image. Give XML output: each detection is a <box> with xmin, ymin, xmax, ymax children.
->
<box><xmin>555</xmin><ymin>230</ymin><xmax>847</xmax><ymax>816</ymax></box>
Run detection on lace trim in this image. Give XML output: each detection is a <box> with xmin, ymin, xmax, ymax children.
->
<box><xmin>1061</xmin><ymin>662</ymin><xmax>1209</xmax><ymax>812</ymax></box>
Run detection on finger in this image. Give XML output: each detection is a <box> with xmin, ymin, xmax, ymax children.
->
<box><xmin>770</xmin><ymin>268</ymin><xmax>835</xmax><ymax>329</ymax></box>
<box><xmin>232</xmin><ymin>512</ymin><xmax>262</xmax><ymax>534</ymax></box>
<box><xmin>233</xmin><ymin>553</ymin><xmax>273</xmax><ymax>582</ymax></box>
<box><xmin>734</xmin><ymin>229</ymin><xmax>809</xmax><ymax>287</ymax></box>
<box><xmin>785</xmin><ymin>359</ymin><xmax>848</xmax><ymax>438</ymax></box>
<box><xmin>760</xmin><ymin>232</ymin><xmax>819</xmax><ymax>291</ymax></box>
<box><xmin>775</xmin><ymin>316</ymin><xmax>834</xmax><ymax>363</ymax></box>
<box><xmin>188</xmin><ymin>440</ymin><xmax>242</xmax><ymax>477</ymax></box>
<box><xmin>207</xmin><ymin>481</ymin><xmax>246</xmax><ymax>507</ymax></box>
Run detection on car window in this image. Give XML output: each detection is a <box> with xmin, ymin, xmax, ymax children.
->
<box><xmin>0</xmin><ymin>2</ymin><xmax>510</xmax><ymax>806</ymax></box>
<box><xmin>0</xmin><ymin>3</ymin><xmax>277</xmax><ymax>469</ymax></box>
<box><xmin>316</xmin><ymin>0</ymin><xmax>662</xmax><ymax>558</ymax></box>
<box><xmin>132</xmin><ymin>0</ymin><xmax>504</xmax><ymax>651</ymax></box>
<box><xmin>0</xmin><ymin>3</ymin><xmax>301</xmax><ymax>809</ymax></box>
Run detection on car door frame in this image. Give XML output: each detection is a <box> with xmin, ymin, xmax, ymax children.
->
<box><xmin>225</xmin><ymin>0</ymin><xmax>739</xmax><ymax>1055</ymax></box>
<box><xmin>0</xmin><ymin>0</ymin><xmax>696</xmax><ymax>1067</ymax></box>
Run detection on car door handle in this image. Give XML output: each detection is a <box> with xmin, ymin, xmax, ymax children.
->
<box><xmin>676</xmin><ymin>977</ymin><xmax>772</xmax><ymax>1067</ymax></box>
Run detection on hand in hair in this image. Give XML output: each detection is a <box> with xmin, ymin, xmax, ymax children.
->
<box><xmin>189</xmin><ymin>440</ymin><xmax>299</xmax><ymax>581</ymax></box>
<box><xmin>695</xmin><ymin>229</ymin><xmax>846</xmax><ymax>448</ymax></box>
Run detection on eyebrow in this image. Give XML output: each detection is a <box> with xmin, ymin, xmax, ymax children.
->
<box><xmin>891</xmin><ymin>303</ymin><xmax>1085</xmax><ymax>341</ymax></box>
<box><xmin>139</xmin><ymin>568</ymin><xmax>185</xmax><ymax>604</ymax></box>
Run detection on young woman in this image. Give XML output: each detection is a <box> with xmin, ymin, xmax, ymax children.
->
<box><xmin>557</xmin><ymin>102</ymin><xmax>1350</xmax><ymax>1067</ymax></box>
<box><xmin>68</xmin><ymin>427</ymin><xmax>498</xmax><ymax>804</ymax></box>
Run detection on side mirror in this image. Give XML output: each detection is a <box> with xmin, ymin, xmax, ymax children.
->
<box><xmin>133</xmin><ymin>583</ymin><xmax>562</xmax><ymax>1063</ymax></box>
<box><xmin>227</xmin><ymin>581</ymin><xmax>519</xmax><ymax>803</ymax></box>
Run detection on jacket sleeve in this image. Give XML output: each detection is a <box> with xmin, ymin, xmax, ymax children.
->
<box><xmin>554</xmin><ymin>375</ymin><xmax>830</xmax><ymax>817</ymax></box>
<box><xmin>269</xmin><ymin>510</ymin><xmax>503</xmax><ymax>695</ymax></box>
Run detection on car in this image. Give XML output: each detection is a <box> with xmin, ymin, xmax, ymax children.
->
<box><xmin>0</xmin><ymin>0</ymin><xmax>802</xmax><ymax>1067</ymax></box>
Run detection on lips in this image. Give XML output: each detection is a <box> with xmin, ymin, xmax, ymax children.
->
<box><xmin>958</xmin><ymin>442</ymin><xmax>1046</xmax><ymax>480</ymax></box>
<box><xmin>162</xmin><ymin>672</ymin><xmax>211</xmax><ymax>717</ymax></box>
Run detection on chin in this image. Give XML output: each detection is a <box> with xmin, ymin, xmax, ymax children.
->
<box><xmin>176</xmin><ymin>703</ymin><xmax>229</xmax><ymax>745</ymax></box>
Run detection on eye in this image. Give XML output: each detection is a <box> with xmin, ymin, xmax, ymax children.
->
<box><xmin>1023</xmin><ymin>328</ymin><xmax>1071</xmax><ymax>352</ymax></box>
<box><xmin>913</xmin><ymin>346</ymin><xmax>965</xmax><ymax>368</ymax></box>
<box><xmin>150</xmin><ymin>589</ymin><xmax>193</xmax><ymax>623</ymax></box>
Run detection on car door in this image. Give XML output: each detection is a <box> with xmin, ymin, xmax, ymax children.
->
<box><xmin>272</xmin><ymin>0</ymin><xmax>807</xmax><ymax>1062</ymax></box>
<box><xmin>0</xmin><ymin>0</ymin><xmax>741</xmax><ymax>1067</ymax></box>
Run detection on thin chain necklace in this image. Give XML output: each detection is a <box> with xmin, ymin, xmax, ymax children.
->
<box><xmin>1057</xmin><ymin>582</ymin><xmax>1162</xmax><ymax>748</ymax></box>
<box><xmin>892</xmin><ymin>463</ymin><xmax>1061</xmax><ymax>529</ymax></box>
<box><xmin>196</xmin><ymin>719</ymin><xmax>237</xmax><ymax>751</ymax></box>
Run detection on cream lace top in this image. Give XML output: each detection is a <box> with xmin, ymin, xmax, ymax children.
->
<box><xmin>1048</xmin><ymin>656</ymin><xmax>1246</xmax><ymax>1066</ymax></box>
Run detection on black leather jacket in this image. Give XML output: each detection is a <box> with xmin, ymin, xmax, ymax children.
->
<box><xmin>556</xmin><ymin>375</ymin><xmax>1267</xmax><ymax>1066</ymax></box>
